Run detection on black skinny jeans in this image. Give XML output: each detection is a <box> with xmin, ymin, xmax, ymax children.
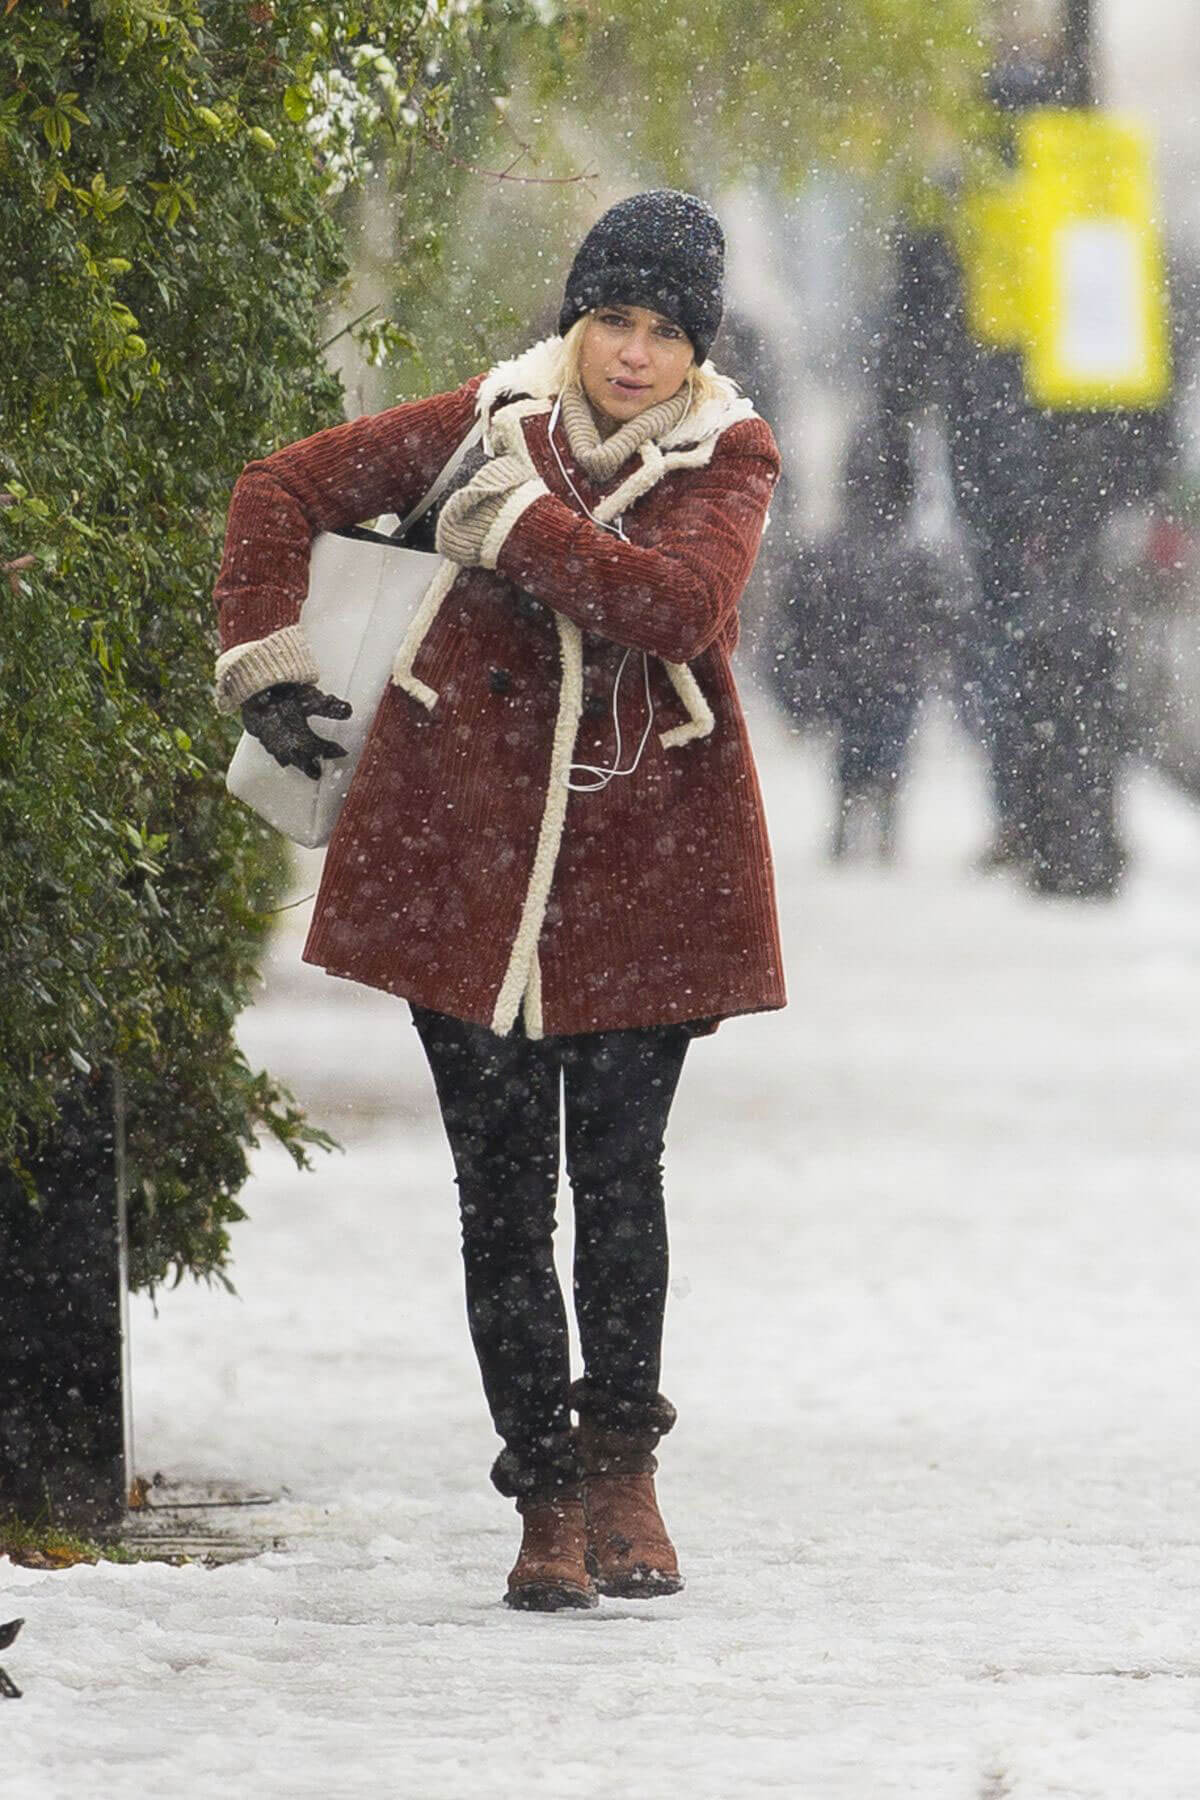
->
<box><xmin>411</xmin><ymin>1007</ymin><xmax>690</xmax><ymax>1498</ymax></box>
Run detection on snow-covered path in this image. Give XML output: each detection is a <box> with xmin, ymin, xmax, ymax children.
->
<box><xmin>8</xmin><ymin>702</ymin><xmax>1200</xmax><ymax>1800</ymax></box>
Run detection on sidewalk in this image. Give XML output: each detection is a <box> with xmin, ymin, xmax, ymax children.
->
<box><xmin>8</xmin><ymin>701</ymin><xmax>1200</xmax><ymax>1799</ymax></box>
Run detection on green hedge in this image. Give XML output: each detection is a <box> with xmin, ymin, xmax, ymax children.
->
<box><xmin>0</xmin><ymin>0</ymin><xmax>543</xmax><ymax>1289</ymax></box>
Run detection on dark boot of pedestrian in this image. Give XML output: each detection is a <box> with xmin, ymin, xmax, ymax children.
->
<box><xmin>832</xmin><ymin>775</ymin><xmax>900</xmax><ymax>862</ymax></box>
<box><xmin>973</xmin><ymin>818</ymin><xmax>1031</xmax><ymax>875</ymax></box>
<box><xmin>505</xmin><ymin>1488</ymin><xmax>597</xmax><ymax>1612</ymax></box>
<box><xmin>832</xmin><ymin>785</ymin><xmax>878</xmax><ymax>860</ymax></box>
<box><xmin>577</xmin><ymin>1417</ymin><xmax>683</xmax><ymax>1598</ymax></box>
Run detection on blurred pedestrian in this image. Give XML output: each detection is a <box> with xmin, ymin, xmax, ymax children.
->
<box><xmin>876</xmin><ymin>61</ymin><xmax>1172</xmax><ymax>897</ymax></box>
<box><xmin>214</xmin><ymin>191</ymin><xmax>785</xmax><ymax>1611</ymax></box>
<box><xmin>774</xmin><ymin>419</ymin><xmax>942</xmax><ymax>859</ymax></box>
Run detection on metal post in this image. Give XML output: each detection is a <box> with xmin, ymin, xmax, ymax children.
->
<box><xmin>0</xmin><ymin>1072</ymin><xmax>131</xmax><ymax>1531</ymax></box>
<box><xmin>1063</xmin><ymin>0</ymin><xmax>1095</xmax><ymax>107</ymax></box>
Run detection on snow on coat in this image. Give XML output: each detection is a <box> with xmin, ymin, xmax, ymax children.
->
<box><xmin>214</xmin><ymin>337</ymin><xmax>787</xmax><ymax>1038</ymax></box>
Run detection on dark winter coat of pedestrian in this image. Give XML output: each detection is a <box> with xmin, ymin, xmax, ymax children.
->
<box><xmin>776</xmin><ymin>422</ymin><xmax>942</xmax><ymax>859</ymax></box>
<box><xmin>877</xmin><ymin>218</ymin><xmax>1170</xmax><ymax>898</ymax></box>
<box><xmin>214</xmin><ymin>190</ymin><xmax>785</xmax><ymax>1610</ymax></box>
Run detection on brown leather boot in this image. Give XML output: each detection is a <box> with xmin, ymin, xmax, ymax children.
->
<box><xmin>504</xmin><ymin>1489</ymin><xmax>598</xmax><ymax>1612</ymax></box>
<box><xmin>578</xmin><ymin>1422</ymin><xmax>684</xmax><ymax>1598</ymax></box>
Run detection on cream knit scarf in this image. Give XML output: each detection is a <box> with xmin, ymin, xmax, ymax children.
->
<box><xmin>558</xmin><ymin>380</ymin><xmax>693</xmax><ymax>482</ymax></box>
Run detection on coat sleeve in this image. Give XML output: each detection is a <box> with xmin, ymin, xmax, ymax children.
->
<box><xmin>212</xmin><ymin>376</ymin><xmax>482</xmax><ymax>711</ymax></box>
<box><xmin>489</xmin><ymin>417</ymin><xmax>781</xmax><ymax>666</ymax></box>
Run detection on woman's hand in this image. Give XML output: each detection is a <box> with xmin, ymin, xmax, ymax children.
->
<box><xmin>241</xmin><ymin>682</ymin><xmax>352</xmax><ymax>781</ymax></box>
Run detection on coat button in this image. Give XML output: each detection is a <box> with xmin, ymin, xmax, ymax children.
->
<box><xmin>583</xmin><ymin>691</ymin><xmax>607</xmax><ymax>718</ymax></box>
<box><xmin>489</xmin><ymin>667</ymin><xmax>512</xmax><ymax>695</ymax></box>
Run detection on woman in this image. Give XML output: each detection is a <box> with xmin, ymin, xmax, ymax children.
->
<box><xmin>214</xmin><ymin>190</ymin><xmax>786</xmax><ymax>1611</ymax></box>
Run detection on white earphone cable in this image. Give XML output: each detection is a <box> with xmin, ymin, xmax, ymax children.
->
<box><xmin>545</xmin><ymin>394</ymin><xmax>655</xmax><ymax>794</ymax></box>
<box><xmin>566</xmin><ymin>645</ymin><xmax>656</xmax><ymax>793</ymax></box>
<box><xmin>547</xmin><ymin>393</ymin><xmax>629</xmax><ymax>545</ymax></box>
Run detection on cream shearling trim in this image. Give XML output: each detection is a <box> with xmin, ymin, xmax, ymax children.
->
<box><xmin>214</xmin><ymin>624</ymin><xmax>319</xmax><ymax>714</ymax></box>
<box><xmin>389</xmin><ymin>557</ymin><xmax>459</xmax><ymax>709</ymax></box>
<box><xmin>480</xmin><ymin>477</ymin><xmax>549</xmax><ymax>570</ymax></box>
<box><xmin>476</xmin><ymin>337</ymin><xmax>566</xmax><ymax>435</ymax></box>
<box><xmin>521</xmin><ymin>948</ymin><xmax>544</xmax><ymax>1040</ymax></box>
<box><xmin>661</xmin><ymin>379</ymin><xmax>756</xmax><ymax>450</ymax></box>
<box><xmin>490</xmin><ymin>613</ymin><xmax>583</xmax><ymax>1036</ymax></box>
<box><xmin>589</xmin><ymin>443</ymin><xmax>666</xmax><ymax>526</ymax></box>
<box><xmin>659</xmin><ymin>661</ymin><xmax>716</xmax><ymax>747</ymax></box>
<box><xmin>479</xmin><ymin>392</ymin><xmax>552</xmax><ymax>460</ymax></box>
<box><xmin>588</xmin><ymin>453</ymin><xmax>718</xmax><ymax>749</ymax></box>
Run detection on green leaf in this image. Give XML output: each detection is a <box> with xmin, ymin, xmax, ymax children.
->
<box><xmin>0</xmin><ymin>0</ymin><xmax>546</xmax><ymax>1297</ymax></box>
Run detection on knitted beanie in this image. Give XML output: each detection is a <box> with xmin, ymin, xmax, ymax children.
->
<box><xmin>557</xmin><ymin>189</ymin><xmax>725</xmax><ymax>364</ymax></box>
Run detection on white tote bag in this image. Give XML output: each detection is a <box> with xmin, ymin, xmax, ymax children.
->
<box><xmin>225</xmin><ymin>421</ymin><xmax>482</xmax><ymax>848</ymax></box>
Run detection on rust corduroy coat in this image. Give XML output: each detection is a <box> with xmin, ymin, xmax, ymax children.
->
<box><xmin>214</xmin><ymin>337</ymin><xmax>786</xmax><ymax>1038</ymax></box>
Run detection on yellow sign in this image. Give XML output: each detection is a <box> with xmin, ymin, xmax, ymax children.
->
<box><xmin>957</xmin><ymin>110</ymin><xmax>1171</xmax><ymax>410</ymax></box>
<box><xmin>1020</xmin><ymin>110</ymin><xmax>1170</xmax><ymax>408</ymax></box>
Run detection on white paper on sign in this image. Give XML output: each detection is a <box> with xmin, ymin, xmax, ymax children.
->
<box><xmin>1053</xmin><ymin>219</ymin><xmax>1144</xmax><ymax>383</ymax></box>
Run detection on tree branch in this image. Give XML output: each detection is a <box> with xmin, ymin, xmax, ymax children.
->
<box><xmin>420</xmin><ymin>113</ymin><xmax>596</xmax><ymax>189</ymax></box>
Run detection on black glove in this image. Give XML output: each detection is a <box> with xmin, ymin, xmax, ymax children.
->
<box><xmin>240</xmin><ymin>682</ymin><xmax>352</xmax><ymax>781</ymax></box>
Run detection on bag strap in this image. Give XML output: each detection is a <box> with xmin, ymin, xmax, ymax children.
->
<box><xmin>397</xmin><ymin>416</ymin><xmax>485</xmax><ymax>536</ymax></box>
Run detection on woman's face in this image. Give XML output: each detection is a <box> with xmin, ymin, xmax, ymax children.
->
<box><xmin>578</xmin><ymin>303</ymin><xmax>695</xmax><ymax>425</ymax></box>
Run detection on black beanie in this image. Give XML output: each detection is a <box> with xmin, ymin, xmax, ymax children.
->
<box><xmin>558</xmin><ymin>189</ymin><xmax>725</xmax><ymax>365</ymax></box>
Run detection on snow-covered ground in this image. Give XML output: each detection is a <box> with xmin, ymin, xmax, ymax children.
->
<box><xmin>7</xmin><ymin>699</ymin><xmax>1200</xmax><ymax>1799</ymax></box>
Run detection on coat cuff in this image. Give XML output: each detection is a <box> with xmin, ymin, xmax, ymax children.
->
<box><xmin>479</xmin><ymin>477</ymin><xmax>550</xmax><ymax>571</ymax></box>
<box><xmin>213</xmin><ymin>623</ymin><xmax>319</xmax><ymax>715</ymax></box>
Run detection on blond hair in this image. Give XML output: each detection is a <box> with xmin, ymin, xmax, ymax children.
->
<box><xmin>559</xmin><ymin>314</ymin><xmax>730</xmax><ymax>419</ymax></box>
